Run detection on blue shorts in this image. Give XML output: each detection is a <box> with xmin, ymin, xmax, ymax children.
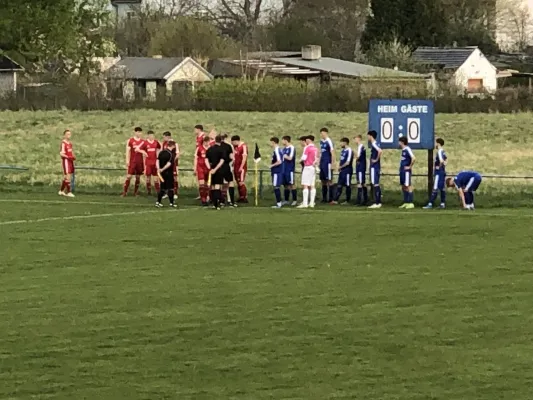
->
<box><xmin>282</xmin><ymin>171</ymin><xmax>295</xmax><ymax>186</ymax></box>
<box><xmin>338</xmin><ymin>170</ymin><xmax>352</xmax><ymax>187</ymax></box>
<box><xmin>464</xmin><ymin>176</ymin><xmax>482</xmax><ymax>192</ymax></box>
<box><xmin>319</xmin><ymin>163</ymin><xmax>332</xmax><ymax>181</ymax></box>
<box><xmin>356</xmin><ymin>170</ymin><xmax>366</xmax><ymax>185</ymax></box>
<box><xmin>399</xmin><ymin>169</ymin><xmax>412</xmax><ymax>186</ymax></box>
<box><xmin>271</xmin><ymin>172</ymin><xmax>282</xmax><ymax>187</ymax></box>
<box><xmin>370</xmin><ymin>166</ymin><xmax>380</xmax><ymax>185</ymax></box>
<box><xmin>433</xmin><ymin>172</ymin><xmax>446</xmax><ymax>190</ymax></box>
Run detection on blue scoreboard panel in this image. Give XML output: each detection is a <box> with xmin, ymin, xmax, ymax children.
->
<box><xmin>368</xmin><ymin>99</ymin><xmax>435</xmax><ymax>150</ymax></box>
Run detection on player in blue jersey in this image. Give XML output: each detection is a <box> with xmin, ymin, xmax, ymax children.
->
<box><xmin>269</xmin><ymin>137</ymin><xmax>284</xmax><ymax>208</ymax></box>
<box><xmin>281</xmin><ymin>135</ymin><xmax>298</xmax><ymax>206</ymax></box>
<box><xmin>398</xmin><ymin>136</ymin><xmax>416</xmax><ymax>209</ymax></box>
<box><xmin>446</xmin><ymin>170</ymin><xmax>482</xmax><ymax>210</ymax></box>
<box><xmin>332</xmin><ymin>137</ymin><xmax>354</xmax><ymax>204</ymax></box>
<box><xmin>367</xmin><ymin>130</ymin><xmax>383</xmax><ymax>209</ymax></box>
<box><xmin>354</xmin><ymin>134</ymin><xmax>368</xmax><ymax>206</ymax></box>
<box><xmin>423</xmin><ymin>138</ymin><xmax>447</xmax><ymax>209</ymax></box>
<box><xmin>319</xmin><ymin>127</ymin><xmax>336</xmax><ymax>203</ymax></box>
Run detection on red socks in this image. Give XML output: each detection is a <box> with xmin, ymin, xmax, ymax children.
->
<box><xmin>123</xmin><ymin>178</ymin><xmax>131</xmax><ymax>194</ymax></box>
<box><xmin>238</xmin><ymin>184</ymin><xmax>247</xmax><ymax>200</ymax></box>
<box><xmin>134</xmin><ymin>177</ymin><xmax>140</xmax><ymax>195</ymax></box>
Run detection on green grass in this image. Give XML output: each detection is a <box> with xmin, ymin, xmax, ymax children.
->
<box><xmin>1</xmin><ymin>110</ymin><xmax>533</xmax><ymax>195</ymax></box>
<box><xmin>2</xmin><ymin>192</ymin><xmax>533</xmax><ymax>399</ymax></box>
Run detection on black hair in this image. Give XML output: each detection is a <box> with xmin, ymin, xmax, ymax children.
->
<box><xmin>270</xmin><ymin>137</ymin><xmax>279</xmax><ymax>144</ymax></box>
<box><xmin>215</xmin><ymin>135</ymin><xmax>222</xmax><ymax>143</ymax></box>
<box><xmin>167</xmin><ymin>140</ymin><xmax>176</xmax><ymax>147</ymax></box>
<box><xmin>194</xmin><ymin>124</ymin><xmax>203</xmax><ymax>131</ymax></box>
<box><xmin>134</xmin><ymin>127</ymin><xmax>142</xmax><ymax>132</ymax></box>
<box><xmin>340</xmin><ymin>137</ymin><xmax>349</xmax><ymax>144</ymax></box>
<box><xmin>399</xmin><ymin>136</ymin><xmax>408</xmax><ymax>145</ymax></box>
<box><xmin>282</xmin><ymin>135</ymin><xmax>291</xmax><ymax>142</ymax></box>
<box><xmin>299</xmin><ymin>136</ymin><xmax>307</xmax><ymax>141</ymax></box>
<box><xmin>221</xmin><ymin>133</ymin><xmax>228</xmax><ymax>139</ymax></box>
<box><xmin>320</xmin><ymin>127</ymin><xmax>328</xmax><ymax>133</ymax></box>
<box><xmin>436</xmin><ymin>138</ymin><xmax>445</xmax><ymax>146</ymax></box>
<box><xmin>203</xmin><ymin>136</ymin><xmax>211</xmax><ymax>143</ymax></box>
<box><xmin>147</xmin><ymin>130</ymin><xmax>154</xmax><ymax>135</ymax></box>
<box><xmin>367</xmin><ymin>130</ymin><xmax>377</xmax><ymax>139</ymax></box>
<box><xmin>231</xmin><ymin>135</ymin><xmax>240</xmax><ymax>141</ymax></box>
<box><xmin>307</xmin><ymin>135</ymin><xmax>315</xmax><ymax>141</ymax></box>
<box><xmin>163</xmin><ymin>131</ymin><xmax>171</xmax><ymax>137</ymax></box>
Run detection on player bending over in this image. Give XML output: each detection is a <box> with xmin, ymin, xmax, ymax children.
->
<box><xmin>298</xmin><ymin>135</ymin><xmax>318</xmax><ymax>208</ymax></box>
<box><xmin>196</xmin><ymin>136</ymin><xmax>211</xmax><ymax>206</ymax></box>
<box><xmin>398</xmin><ymin>136</ymin><xmax>415</xmax><ymax>209</ymax></box>
<box><xmin>333</xmin><ymin>137</ymin><xmax>354</xmax><ymax>204</ymax></box>
<box><xmin>269</xmin><ymin>137</ymin><xmax>284</xmax><ymax>208</ymax></box>
<box><xmin>59</xmin><ymin>129</ymin><xmax>76</xmax><ymax>198</ymax></box>
<box><xmin>155</xmin><ymin>140</ymin><xmax>177</xmax><ymax>208</ymax></box>
<box><xmin>423</xmin><ymin>138</ymin><xmax>447</xmax><ymax>209</ymax></box>
<box><xmin>122</xmin><ymin>127</ymin><xmax>144</xmax><ymax>196</ymax></box>
<box><xmin>354</xmin><ymin>134</ymin><xmax>368</xmax><ymax>206</ymax></box>
<box><xmin>281</xmin><ymin>135</ymin><xmax>297</xmax><ymax>206</ymax></box>
<box><xmin>367</xmin><ymin>130</ymin><xmax>383</xmax><ymax>209</ymax></box>
<box><xmin>446</xmin><ymin>170</ymin><xmax>482</xmax><ymax>210</ymax></box>
<box><xmin>138</xmin><ymin>130</ymin><xmax>161</xmax><ymax>195</ymax></box>
<box><xmin>319</xmin><ymin>127</ymin><xmax>336</xmax><ymax>203</ymax></box>
<box><xmin>232</xmin><ymin>135</ymin><xmax>249</xmax><ymax>203</ymax></box>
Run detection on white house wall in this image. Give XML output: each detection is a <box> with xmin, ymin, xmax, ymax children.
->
<box><xmin>165</xmin><ymin>59</ymin><xmax>212</xmax><ymax>93</ymax></box>
<box><xmin>0</xmin><ymin>72</ymin><xmax>16</xmax><ymax>96</ymax></box>
<box><xmin>453</xmin><ymin>49</ymin><xmax>497</xmax><ymax>93</ymax></box>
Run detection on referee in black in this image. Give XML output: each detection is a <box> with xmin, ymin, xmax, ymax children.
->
<box><xmin>220</xmin><ymin>133</ymin><xmax>236</xmax><ymax>206</ymax></box>
<box><xmin>206</xmin><ymin>135</ymin><xmax>226</xmax><ymax>210</ymax></box>
<box><xmin>156</xmin><ymin>140</ymin><xmax>177</xmax><ymax>208</ymax></box>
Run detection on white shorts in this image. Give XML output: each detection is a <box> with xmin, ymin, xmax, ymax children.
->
<box><xmin>301</xmin><ymin>166</ymin><xmax>316</xmax><ymax>186</ymax></box>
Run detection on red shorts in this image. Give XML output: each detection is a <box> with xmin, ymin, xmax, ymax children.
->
<box><xmin>234</xmin><ymin>168</ymin><xmax>247</xmax><ymax>184</ymax></box>
<box><xmin>145</xmin><ymin>163</ymin><xmax>157</xmax><ymax>176</ymax></box>
<box><xmin>62</xmin><ymin>159</ymin><xmax>75</xmax><ymax>174</ymax></box>
<box><xmin>196</xmin><ymin>168</ymin><xmax>210</xmax><ymax>182</ymax></box>
<box><xmin>128</xmin><ymin>162</ymin><xmax>144</xmax><ymax>176</ymax></box>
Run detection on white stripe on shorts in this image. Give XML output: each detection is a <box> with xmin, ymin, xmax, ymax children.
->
<box><xmin>465</xmin><ymin>177</ymin><xmax>475</xmax><ymax>191</ymax></box>
<box><xmin>404</xmin><ymin>171</ymin><xmax>410</xmax><ymax>186</ymax></box>
<box><xmin>371</xmin><ymin>168</ymin><xmax>375</xmax><ymax>185</ymax></box>
<box><xmin>358</xmin><ymin>171</ymin><xmax>363</xmax><ymax>183</ymax></box>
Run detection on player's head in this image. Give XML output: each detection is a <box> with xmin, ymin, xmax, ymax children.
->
<box><xmin>221</xmin><ymin>133</ymin><xmax>228</xmax><ymax>142</ymax></box>
<box><xmin>203</xmin><ymin>136</ymin><xmax>210</xmax><ymax>147</ymax></box>
<box><xmin>282</xmin><ymin>135</ymin><xmax>291</xmax><ymax>145</ymax></box>
<box><xmin>215</xmin><ymin>134</ymin><xmax>223</xmax><ymax>144</ymax></box>
<box><xmin>306</xmin><ymin>135</ymin><xmax>315</xmax><ymax>143</ymax></box>
<box><xmin>436</xmin><ymin>138</ymin><xmax>445</xmax><ymax>148</ymax></box>
<box><xmin>270</xmin><ymin>137</ymin><xmax>279</xmax><ymax>147</ymax></box>
<box><xmin>162</xmin><ymin>131</ymin><xmax>171</xmax><ymax>142</ymax></box>
<box><xmin>147</xmin><ymin>130</ymin><xmax>155</xmax><ymax>140</ymax></box>
<box><xmin>367</xmin><ymin>130</ymin><xmax>377</xmax><ymax>142</ymax></box>
<box><xmin>320</xmin><ymin>127</ymin><xmax>329</xmax><ymax>139</ymax></box>
<box><xmin>446</xmin><ymin>177</ymin><xmax>455</xmax><ymax>188</ymax></box>
<box><xmin>194</xmin><ymin>124</ymin><xmax>204</xmax><ymax>135</ymax></box>
<box><xmin>299</xmin><ymin>136</ymin><xmax>306</xmax><ymax>146</ymax></box>
<box><xmin>340</xmin><ymin>137</ymin><xmax>349</xmax><ymax>148</ymax></box>
<box><xmin>399</xmin><ymin>136</ymin><xmax>408</xmax><ymax>148</ymax></box>
<box><xmin>63</xmin><ymin>129</ymin><xmax>71</xmax><ymax>140</ymax></box>
<box><xmin>134</xmin><ymin>127</ymin><xmax>142</xmax><ymax>138</ymax></box>
<box><xmin>167</xmin><ymin>140</ymin><xmax>176</xmax><ymax>149</ymax></box>
<box><xmin>231</xmin><ymin>135</ymin><xmax>240</xmax><ymax>146</ymax></box>
<box><xmin>354</xmin><ymin>134</ymin><xmax>362</xmax><ymax>145</ymax></box>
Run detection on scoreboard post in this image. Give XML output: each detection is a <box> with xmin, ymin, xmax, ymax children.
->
<box><xmin>368</xmin><ymin>99</ymin><xmax>435</xmax><ymax>196</ymax></box>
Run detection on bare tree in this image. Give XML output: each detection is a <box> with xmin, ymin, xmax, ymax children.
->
<box><xmin>496</xmin><ymin>0</ymin><xmax>533</xmax><ymax>51</ymax></box>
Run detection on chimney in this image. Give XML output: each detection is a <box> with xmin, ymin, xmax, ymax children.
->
<box><xmin>302</xmin><ymin>45</ymin><xmax>321</xmax><ymax>61</ymax></box>
<box><xmin>152</xmin><ymin>55</ymin><xmax>163</xmax><ymax>59</ymax></box>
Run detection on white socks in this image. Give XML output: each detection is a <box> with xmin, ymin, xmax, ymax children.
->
<box><xmin>310</xmin><ymin>188</ymin><xmax>316</xmax><ymax>206</ymax></box>
<box><xmin>302</xmin><ymin>188</ymin><xmax>309</xmax><ymax>206</ymax></box>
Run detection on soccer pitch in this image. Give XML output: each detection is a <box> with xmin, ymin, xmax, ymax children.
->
<box><xmin>2</xmin><ymin>193</ymin><xmax>533</xmax><ymax>399</ymax></box>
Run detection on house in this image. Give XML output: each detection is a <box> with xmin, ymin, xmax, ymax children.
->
<box><xmin>107</xmin><ymin>56</ymin><xmax>213</xmax><ymax>100</ymax></box>
<box><xmin>111</xmin><ymin>0</ymin><xmax>142</xmax><ymax>21</ymax></box>
<box><xmin>412</xmin><ymin>46</ymin><xmax>497</xmax><ymax>93</ymax></box>
<box><xmin>0</xmin><ymin>54</ymin><xmax>23</xmax><ymax>96</ymax></box>
<box><xmin>209</xmin><ymin>45</ymin><xmax>429</xmax><ymax>83</ymax></box>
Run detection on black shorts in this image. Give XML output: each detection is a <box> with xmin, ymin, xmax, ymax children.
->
<box><xmin>161</xmin><ymin>172</ymin><xmax>174</xmax><ymax>190</ymax></box>
<box><xmin>223</xmin><ymin>166</ymin><xmax>234</xmax><ymax>183</ymax></box>
<box><xmin>211</xmin><ymin>170</ymin><xmax>225</xmax><ymax>185</ymax></box>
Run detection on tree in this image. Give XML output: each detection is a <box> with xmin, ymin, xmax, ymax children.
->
<box><xmin>495</xmin><ymin>0</ymin><xmax>532</xmax><ymax>51</ymax></box>
<box><xmin>357</xmin><ymin>39</ymin><xmax>418</xmax><ymax>71</ymax></box>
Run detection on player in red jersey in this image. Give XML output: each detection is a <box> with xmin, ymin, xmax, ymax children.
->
<box><xmin>196</xmin><ymin>136</ymin><xmax>211</xmax><ymax>206</ymax></box>
<box><xmin>138</xmin><ymin>130</ymin><xmax>161</xmax><ymax>195</ymax></box>
<box><xmin>162</xmin><ymin>131</ymin><xmax>179</xmax><ymax>199</ymax></box>
<box><xmin>194</xmin><ymin>124</ymin><xmax>206</xmax><ymax>148</ymax></box>
<box><xmin>122</xmin><ymin>127</ymin><xmax>144</xmax><ymax>196</ymax></box>
<box><xmin>231</xmin><ymin>135</ymin><xmax>248</xmax><ymax>203</ymax></box>
<box><xmin>59</xmin><ymin>129</ymin><xmax>76</xmax><ymax>197</ymax></box>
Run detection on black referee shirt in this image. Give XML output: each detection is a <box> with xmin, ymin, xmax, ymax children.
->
<box><xmin>206</xmin><ymin>144</ymin><xmax>225</xmax><ymax>169</ymax></box>
<box><xmin>158</xmin><ymin>149</ymin><xmax>174</xmax><ymax>173</ymax></box>
<box><xmin>220</xmin><ymin>142</ymin><xmax>234</xmax><ymax>165</ymax></box>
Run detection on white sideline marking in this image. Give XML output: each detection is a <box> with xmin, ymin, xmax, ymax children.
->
<box><xmin>0</xmin><ymin>210</ymin><xmax>169</xmax><ymax>226</ymax></box>
<box><xmin>0</xmin><ymin>199</ymin><xmax>146</xmax><ymax>207</ymax></box>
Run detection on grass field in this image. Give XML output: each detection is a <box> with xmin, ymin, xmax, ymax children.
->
<box><xmin>1</xmin><ymin>110</ymin><xmax>533</xmax><ymax>198</ymax></box>
<box><xmin>2</xmin><ymin>192</ymin><xmax>533</xmax><ymax>399</ymax></box>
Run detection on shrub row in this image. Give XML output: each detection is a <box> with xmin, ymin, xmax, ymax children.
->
<box><xmin>2</xmin><ymin>78</ymin><xmax>533</xmax><ymax>113</ymax></box>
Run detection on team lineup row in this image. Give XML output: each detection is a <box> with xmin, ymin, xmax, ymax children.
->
<box><xmin>57</xmin><ymin>125</ymin><xmax>483</xmax><ymax>210</ymax></box>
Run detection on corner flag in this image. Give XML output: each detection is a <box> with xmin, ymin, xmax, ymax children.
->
<box><xmin>253</xmin><ymin>143</ymin><xmax>261</xmax><ymax>206</ymax></box>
